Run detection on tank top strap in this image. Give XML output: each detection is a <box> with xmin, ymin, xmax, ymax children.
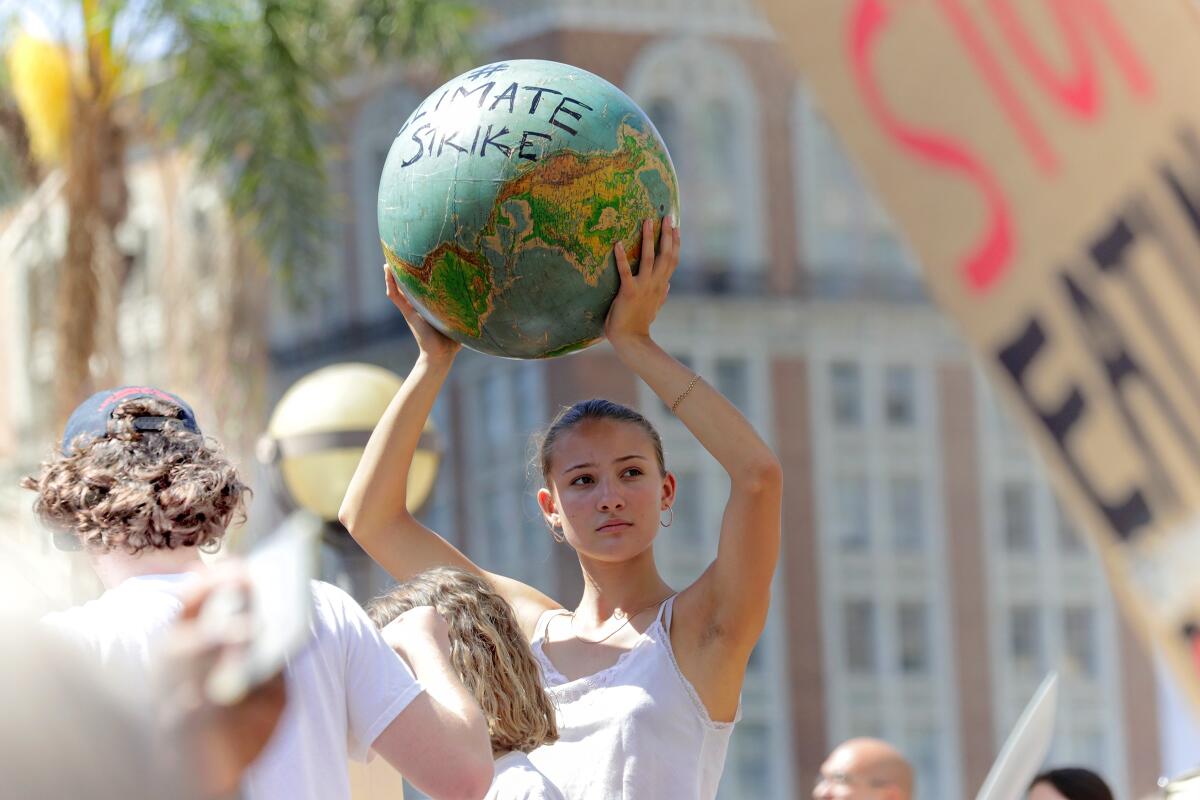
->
<box><xmin>656</xmin><ymin>593</ymin><xmax>680</xmax><ymax>632</ymax></box>
<box><xmin>533</xmin><ymin>606</ymin><xmax>568</xmax><ymax>643</ymax></box>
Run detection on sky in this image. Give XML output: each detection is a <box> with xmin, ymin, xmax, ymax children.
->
<box><xmin>8</xmin><ymin>0</ymin><xmax>174</xmax><ymax>63</ymax></box>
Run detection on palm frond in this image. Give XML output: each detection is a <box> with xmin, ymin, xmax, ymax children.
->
<box><xmin>149</xmin><ymin>0</ymin><xmax>328</xmax><ymax>302</ymax></box>
<box><xmin>147</xmin><ymin>0</ymin><xmax>475</xmax><ymax>305</ymax></box>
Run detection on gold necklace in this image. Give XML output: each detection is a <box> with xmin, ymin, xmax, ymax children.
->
<box><xmin>565</xmin><ymin>595</ymin><xmax>671</xmax><ymax>645</ymax></box>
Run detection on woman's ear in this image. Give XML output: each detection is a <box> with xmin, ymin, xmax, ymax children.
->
<box><xmin>537</xmin><ymin>487</ymin><xmax>559</xmax><ymax>527</ymax></box>
<box><xmin>660</xmin><ymin>471</ymin><xmax>677</xmax><ymax>510</ymax></box>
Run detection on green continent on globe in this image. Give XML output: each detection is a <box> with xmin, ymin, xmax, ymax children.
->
<box><xmin>383</xmin><ymin>241</ymin><xmax>494</xmax><ymax>339</ymax></box>
<box><xmin>378</xmin><ymin>57</ymin><xmax>683</xmax><ymax>360</ymax></box>
<box><xmin>482</xmin><ymin>122</ymin><xmax>677</xmax><ymax>287</ymax></box>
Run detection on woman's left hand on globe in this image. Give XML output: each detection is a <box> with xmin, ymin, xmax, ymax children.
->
<box><xmin>605</xmin><ymin>215</ymin><xmax>680</xmax><ymax>346</ymax></box>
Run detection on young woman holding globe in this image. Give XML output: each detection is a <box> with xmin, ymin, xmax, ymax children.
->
<box><xmin>340</xmin><ymin>215</ymin><xmax>783</xmax><ymax>799</ymax></box>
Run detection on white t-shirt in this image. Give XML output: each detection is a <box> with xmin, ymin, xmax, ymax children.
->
<box><xmin>43</xmin><ymin>574</ymin><xmax>424</xmax><ymax>800</ymax></box>
<box><xmin>486</xmin><ymin>751</ymin><xmax>566</xmax><ymax>800</ymax></box>
<box><xmin>42</xmin><ymin>573</ymin><xmax>192</xmax><ymax>684</ymax></box>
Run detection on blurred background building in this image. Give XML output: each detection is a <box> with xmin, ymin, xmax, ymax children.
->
<box><xmin>0</xmin><ymin>0</ymin><xmax>1172</xmax><ymax>796</ymax></box>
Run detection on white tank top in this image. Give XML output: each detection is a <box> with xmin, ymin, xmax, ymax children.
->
<box><xmin>526</xmin><ymin>596</ymin><xmax>738</xmax><ymax>800</ymax></box>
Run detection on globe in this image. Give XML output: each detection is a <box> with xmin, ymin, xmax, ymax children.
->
<box><xmin>378</xmin><ymin>59</ymin><xmax>679</xmax><ymax>359</ymax></box>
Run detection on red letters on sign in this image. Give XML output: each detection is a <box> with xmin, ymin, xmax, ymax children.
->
<box><xmin>939</xmin><ymin>0</ymin><xmax>1059</xmax><ymax>173</ymax></box>
<box><xmin>845</xmin><ymin>0</ymin><xmax>1154</xmax><ymax>294</ymax></box>
<box><xmin>988</xmin><ymin>0</ymin><xmax>1153</xmax><ymax>120</ymax></box>
<box><xmin>850</xmin><ymin>0</ymin><xmax>1015</xmax><ymax>292</ymax></box>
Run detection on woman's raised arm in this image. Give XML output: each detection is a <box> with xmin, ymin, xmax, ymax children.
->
<box><xmin>606</xmin><ymin>218</ymin><xmax>783</xmax><ymax>659</ymax></box>
<box><xmin>338</xmin><ymin>265</ymin><xmax>559</xmax><ymax>636</ymax></box>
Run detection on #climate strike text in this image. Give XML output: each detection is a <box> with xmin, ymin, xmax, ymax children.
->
<box><xmin>395</xmin><ymin>63</ymin><xmax>594</xmax><ymax>167</ymax></box>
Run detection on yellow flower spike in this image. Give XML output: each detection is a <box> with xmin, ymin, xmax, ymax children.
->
<box><xmin>81</xmin><ymin>0</ymin><xmax>124</xmax><ymax>104</ymax></box>
<box><xmin>7</xmin><ymin>33</ymin><xmax>72</xmax><ymax>166</ymax></box>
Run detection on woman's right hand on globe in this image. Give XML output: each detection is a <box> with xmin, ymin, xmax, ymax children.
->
<box><xmin>383</xmin><ymin>263</ymin><xmax>461</xmax><ymax>363</ymax></box>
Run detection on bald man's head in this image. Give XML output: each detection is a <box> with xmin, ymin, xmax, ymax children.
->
<box><xmin>813</xmin><ymin>738</ymin><xmax>914</xmax><ymax>800</ymax></box>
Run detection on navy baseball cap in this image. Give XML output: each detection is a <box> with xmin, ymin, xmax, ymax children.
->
<box><xmin>61</xmin><ymin>386</ymin><xmax>201</xmax><ymax>455</ymax></box>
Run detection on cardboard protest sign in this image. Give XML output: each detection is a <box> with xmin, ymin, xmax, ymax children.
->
<box><xmin>756</xmin><ymin>0</ymin><xmax>1200</xmax><ymax>711</ymax></box>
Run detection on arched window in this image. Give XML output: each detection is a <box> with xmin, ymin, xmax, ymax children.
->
<box><xmin>793</xmin><ymin>87</ymin><xmax>919</xmax><ymax>294</ymax></box>
<box><xmin>627</xmin><ymin>39</ymin><xmax>766</xmax><ymax>286</ymax></box>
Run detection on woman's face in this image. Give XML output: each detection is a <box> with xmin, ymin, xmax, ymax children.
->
<box><xmin>1027</xmin><ymin>782</ymin><xmax>1068</xmax><ymax>800</ymax></box>
<box><xmin>538</xmin><ymin>419</ymin><xmax>674</xmax><ymax>564</ymax></box>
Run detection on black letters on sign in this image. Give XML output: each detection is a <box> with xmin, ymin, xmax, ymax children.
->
<box><xmin>995</xmin><ymin>315</ymin><xmax>1156</xmax><ymax>541</ymax></box>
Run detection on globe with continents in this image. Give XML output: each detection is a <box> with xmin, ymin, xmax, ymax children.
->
<box><xmin>378</xmin><ymin>59</ymin><xmax>679</xmax><ymax>359</ymax></box>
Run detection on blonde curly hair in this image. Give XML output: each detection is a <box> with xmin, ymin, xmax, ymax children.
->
<box><xmin>21</xmin><ymin>397</ymin><xmax>248</xmax><ymax>554</ymax></box>
<box><xmin>368</xmin><ymin>567</ymin><xmax>558</xmax><ymax>755</ymax></box>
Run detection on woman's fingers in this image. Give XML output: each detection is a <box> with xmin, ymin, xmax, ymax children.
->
<box><xmin>658</xmin><ymin>215</ymin><xmax>674</xmax><ymax>259</ymax></box>
<box><xmin>383</xmin><ymin>264</ymin><xmax>420</xmax><ymax>317</ymax></box>
<box><xmin>658</xmin><ymin>215</ymin><xmax>679</xmax><ymax>282</ymax></box>
<box><xmin>614</xmin><ymin>240</ymin><xmax>634</xmax><ymax>287</ymax></box>
<box><xmin>640</xmin><ymin>217</ymin><xmax>655</xmax><ymax>276</ymax></box>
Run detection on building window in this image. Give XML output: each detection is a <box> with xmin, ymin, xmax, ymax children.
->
<box><xmin>1074</xmin><ymin>730</ymin><xmax>1107</xmax><ymax>772</ymax></box>
<box><xmin>835</xmin><ymin>475</ymin><xmax>870</xmax><ymax>552</ymax></box>
<box><xmin>845</xmin><ymin>600</ymin><xmax>877</xmax><ymax>673</ymax></box>
<box><xmin>672</xmin><ymin>468</ymin><xmax>703</xmax><ymax>549</ymax></box>
<box><xmin>627</xmin><ymin>40</ymin><xmax>765</xmax><ymax>278</ymax></box>
<box><xmin>796</xmin><ymin>91</ymin><xmax>915</xmax><ymax>279</ymax></box>
<box><xmin>830</xmin><ymin>361</ymin><xmax>862</xmax><ymax>427</ymax></box>
<box><xmin>1001</xmin><ymin>481</ymin><xmax>1036</xmax><ymax>553</ymax></box>
<box><xmin>907</xmin><ymin>726</ymin><xmax>943</xmax><ymax>800</ymax></box>
<box><xmin>715</xmin><ymin>357</ymin><xmax>750</xmax><ymax>414</ymax></box>
<box><xmin>884</xmin><ymin>364</ymin><xmax>916</xmax><ymax>427</ymax></box>
<box><xmin>1009</xmin><ymin>605</ymin><xmax>1043</xmax><ymax>675</ymax></box>
<box><xmin>1055</xmin><ymin>498</ymin><xmax>1087</xmax><ymax>555</ymax></box>
<box><xmin>890</xmin><ymin>475</ymin><xmax>924</xmax><ymax>553</ymax></box>
<box><xmin>847</xmin><ymin>708</ymin><xmax>884</xmax><ymax>739</ymax></box>
<box><xmin>731</xmin><ymin>721</ymin><xmax>771</xmax><ymax>797</ymax></box>
<box><xmin>1063</xmin><ymin>606</ymin><xmax>1098</xmax><ymax>679</ymax></box>
<box><xmin>898</xmin><ymin>601</ymin><xmax>930</xmax><ymax>674</ymax></box>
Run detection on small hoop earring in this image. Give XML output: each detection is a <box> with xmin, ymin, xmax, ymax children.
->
<box><xmin>660</xmin><ymin>506</ymin><xmax>674</xmax><ymax>528</ymax></box>
<box><xmin>199</xmin><ymin>537</ymin><xmax>222</xmax><ymax>555</ymax></box>
<box><xmin>549</xmin><ymin>524</ymin><xmax>565</xmax><ymax>544</ymax></box>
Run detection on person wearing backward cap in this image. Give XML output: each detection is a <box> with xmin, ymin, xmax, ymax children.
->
<box><xmin>24</xmin><ymin>386</ymin><xmax>495</xmax><ymax>800</ymax></box>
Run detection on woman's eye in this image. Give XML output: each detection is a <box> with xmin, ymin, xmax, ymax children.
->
<box><xmin>622</xmin><ymin>468</ymin><xmax>643</xmax><ymax>478</ymax></box>
<box><xmin>570</xmin><ymin>475</ymin><xmax>594</xmax><ymax>486</ymax></box>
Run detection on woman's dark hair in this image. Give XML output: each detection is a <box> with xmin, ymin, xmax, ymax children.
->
<box><xmin>534</xmin><ymin>398</ymin><xmax>665</xmax><ymax>482</ymax></box>
<box><xmin>1030</xmin><ymin>768</ymin><xmax>1114</xmax><ymax>800</ymax></box>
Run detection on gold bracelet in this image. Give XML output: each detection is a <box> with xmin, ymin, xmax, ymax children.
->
<box><xmin>671</xmin><ymin>374</ymin><xmax>701</xmax><ymax>414</ymax></box>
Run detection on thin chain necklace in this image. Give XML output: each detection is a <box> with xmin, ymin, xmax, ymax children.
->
<box><xmin>564</xmin><ymin>595</ymin><xmax>672</xmax><ymax>645</ymax></box>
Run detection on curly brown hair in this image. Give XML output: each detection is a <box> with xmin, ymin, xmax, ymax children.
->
<box><xmin>367</xmin><ymin>567</ymin><xmax>558</xmax><ymax>755</ymax></box>
<box><xmin>20</xmin><ymin>397</ymin><xmax>248</xmax><ymax>554</ymax></box>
